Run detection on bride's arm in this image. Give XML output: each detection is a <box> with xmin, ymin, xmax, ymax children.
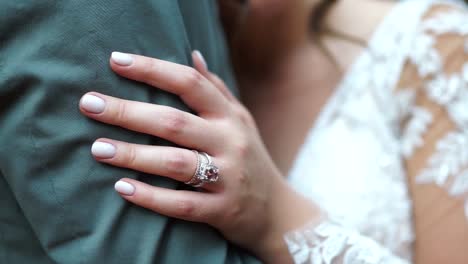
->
<box><xmin>78</xmin><ymin>50</ymin><xmax>412</xmax><ymax>263</ymax></box>
<box><xmin>284</xmin><ymin>5</ymin><xmax>468</xmax><ymax>264</ymax></box>
<box><xmin>79</xmin><ymin>50</ymin><xmax>323</xmax><ymax>263</ymax></box>
<box><xmin>76</xmin><ymin>5</ymin><xmax>468</xmax><ymax>261</ymax></box>
<box><xmin>396</xmin><ymin>5</ymin><xmax>468</xmax><ymax>263</ymax></box>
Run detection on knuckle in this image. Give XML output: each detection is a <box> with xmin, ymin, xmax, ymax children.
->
<box><xmin>223</xmin><ymin>202</ymin><xmax>243</xmax><ymax>223</ymax></box>
<box><xmin>162</xmin><ymin>111</ymin><xmax>187</xmax><ymax>135</ymax></box>
<box><xmin>142</xmin><ymin>59</ymin><xmax>158</xmax><ymax>79</ymax></box>
<box><xmin>173</xmin><ymin>199</ymin><xmax>196</xmax><ymax>218</ymax></box>
<box><xmin>183</xmin><ymin>68</ymin><xmax>204</xmax><ymax>90</ymax></box>
<box><xmin>122</xmin><ymin>144</ymin><xmax>138</xmax><ymax>168</ymax></box>
<box><xmin>235</xmin><ymin>105</ymin><xmax>255</xmax><ymax>126</ymax></box>
<box><xmin>233</xmin><ymin>139</ymin><xmax>249</xmax><ymax>158</ymax></box>
<box><xmin>235</xmin><ymin>171</ymin><xmax>249</xmax><ymax>185</ymax></box>
<box><xmin>113</xmin><ymin>100</ymin><xmax>128</xmax><ymax>124</ymax></box>
<box><xmin>165</xmin><ymin>151</ymin><xmax>191</xmax><ymax>176</ymax></box>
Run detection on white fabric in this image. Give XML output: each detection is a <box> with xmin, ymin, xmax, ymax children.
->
<box><xmin>286</xmin><ymin>0</ymin><xmax>468</xmax><ymax>263</ymax></box>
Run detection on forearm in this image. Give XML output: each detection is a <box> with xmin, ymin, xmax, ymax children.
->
<box><xmin>255</xmin><ymin>179</ymin><xmax>323</xmax><ymax>264</ymax></box>
<box><xmin>256</xmin><ymin>178</ymin><xmax>411</xmax><ymax>264</ymax></box>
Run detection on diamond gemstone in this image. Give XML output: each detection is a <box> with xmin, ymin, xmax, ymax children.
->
<box><xmin>205</xmin><ymin>165</ymin><xmax>219</xmax><ymax>182</ymax></box>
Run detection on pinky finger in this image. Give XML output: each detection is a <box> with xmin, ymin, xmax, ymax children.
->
<box><xmin>206</xmin><ymin>72</ymin><xmax>238</xmax><ymax>103</ymax></box>
<box><xmin>192</xmin><ymin>50</ymin><xmax>237</xmax><ymax>103</ymax></box>
<box><xmin>114</xmin><ymin>178</ymin><xmax>221</xmax><ymax>224</ymax></box>
<box><xmin>192</xmin><ymin>50</ymin><xmax>209</xmax><ymax>75</ymax></box>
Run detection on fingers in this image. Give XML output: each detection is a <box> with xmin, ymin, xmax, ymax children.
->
<box><xmin>192</xmin><ymin>50</ymin><xmax>209</xmax><ymax>75</ymax></box>
<box><xmin>109</xmin><ymin>52</ymin><xmax>229</xmax><ymax>116</ymax></box>
<box><xmin>91</xmin><ymin>139</ymin><xmax>195</xmax><ymax>181</ymax></box>
<box><xmin>114</xmin><ymin>178</ymin><xmax>222</xmax><ymax>223</ymax></box>
<box><xmin>79</xmin><ymin>92</ymin><xmax>223</xmax><ymax>152</ymax></box>
<box><xmin>207</xmin><ymin>72</ymin><xmax>239</xmax><ymax>103</ymax></box>
<box><xmin>191</xmin><ymin>50</ymin><xmax>238</xmax><ymax>103</ymax></box>
<box><xmin>91</xmin><ymin>139</ymin><xmax>222</xmax><ymax>191</ymax></box>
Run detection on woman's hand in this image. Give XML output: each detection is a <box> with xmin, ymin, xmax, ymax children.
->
<box><xmin>79</xmin><ymin>51</ymin><xmax>320</xmax><ymax>263</ymax></box>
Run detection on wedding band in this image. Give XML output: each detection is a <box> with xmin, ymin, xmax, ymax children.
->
<box><xmin>185</xmin><ymin>151</ymin><xmax>220</xmax><ymax>187</ymax></box>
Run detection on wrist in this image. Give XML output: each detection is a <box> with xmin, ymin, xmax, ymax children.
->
<box><xmin>255</xmin><ymin>177</ymin><xmax>323</xmax><ymax>263</ymax></box>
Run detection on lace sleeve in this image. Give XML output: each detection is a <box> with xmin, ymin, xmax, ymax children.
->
<box><xmin>284</xmin><ymin>3</ymin><xmax>468</xmax><ymax>264</ymax></box>
<box><xmin>284</xmin><ymin>219</ymin><xmax>410</xmax><ymax>264</ymax></box>
<box><xmin>395</xmin><ymin>4</ymin><xmax>468</xmax><ymax>263</ymax></box>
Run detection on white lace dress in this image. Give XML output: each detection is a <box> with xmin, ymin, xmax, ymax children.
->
<box><xmin>285</xmin><ymin>0</ymin><xmax>468</xmax><ymax>263</ymax></box>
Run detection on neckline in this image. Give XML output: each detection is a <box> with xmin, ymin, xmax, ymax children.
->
<box><xmin>287</xmin><ymin>0</ymin><xmax>439</xmax><ymax>178</ymax></box>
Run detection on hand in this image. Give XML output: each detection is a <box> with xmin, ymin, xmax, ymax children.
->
<box><xmin>79</xmin><ymin>51</ymin><xmax>319</xmax><ymax>263</ymax></box>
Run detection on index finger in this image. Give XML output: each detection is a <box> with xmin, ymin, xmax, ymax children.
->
<box><xmin>110</xmin><ymin>52</ymin><xmax>229</xmax><ymax>117</ymax></box>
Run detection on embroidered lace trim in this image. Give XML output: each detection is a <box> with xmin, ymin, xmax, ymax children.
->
<box><xmin>285</xmin><ymin>221</ymin><xmax>410</xmax><ymax>264</ymax></box>
<box><xmin>285</xmin><ymin>2</ymin><xmax>467</xmax><ymax>263</ymax></box>
<box><xmin>399</xmin><ymin>8</ymin><xmax>468</xmax><ymax>216</ymax></box>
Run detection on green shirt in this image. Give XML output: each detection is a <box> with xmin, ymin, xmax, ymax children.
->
<box><xmin>0</xmin><ymin>1</ymin><xmax>259</xmax><ymax>263</ymax></box>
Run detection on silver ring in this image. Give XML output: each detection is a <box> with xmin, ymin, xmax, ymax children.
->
<box><xmin>185</xmin><ymin>151</ymin><xmax>220</xmax><ymax>188</ymax></box>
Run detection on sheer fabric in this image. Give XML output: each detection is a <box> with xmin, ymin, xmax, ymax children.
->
<box><xmin>286</xmin><ymin>1</ymin><xmax>468</xmax><ymax>263</ymax></box>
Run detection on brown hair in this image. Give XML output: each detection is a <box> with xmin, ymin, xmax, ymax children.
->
<box><xmin>309</xmin><ymin>0</ymin><xmax>338</xmax><ymax>35</ymax></box>
<box><xmin>218</xmin><ymin>0</ymin><xmax>338</xmax><ymax>78</ymax></box>
<box><xmin>218</xmin><ymin>0</ymin><xmax>249</xmax><ymax>47</ymax></box>
<box><xmin>219</xmin><ymin>0</ymin><xmax>336</xmax><ymax>46</ymax></box>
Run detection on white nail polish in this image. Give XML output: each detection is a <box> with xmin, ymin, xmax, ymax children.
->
<box><xmin>115</xmin><ymin>181</ymin><xmax>135</xmax><ymax>196</ymax></box>
<box><xmin>81</xmin><ymin>94</ymin><xmax>106</xmax><ymax>113</ymax></box>
<box><xmin>193</xmin><ymin>50</ymin><xmax>207</xmax><ymax>70</ymax></box>
<box><xmin>91</xmin><ymin>141</ymin><xmax>116</xmax><ymax>158</ymax></box>
<box><xmin>111</xmin><ymin>52</ymin><xmax>134</xmax><ymax>66</ymax></box>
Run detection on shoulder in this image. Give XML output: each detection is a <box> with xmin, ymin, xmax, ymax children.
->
<box><xmin>396</xmin><ymin>1</ymin><xmax>468</xmax><ymax>162</ymax></box>
<box><xmin>396</xmin><ymin>2</ymin><xmax>467</xmax><ymax>125</ymax></box>
<box><xmin>393</xmin><ymin>4</ymin><xmax>468</xmax><ymax>262</ymax></box>
<box><xmin>400</xmin><ymin>2</ymin><xmax>466</xmax><ymax>79</ymax></box>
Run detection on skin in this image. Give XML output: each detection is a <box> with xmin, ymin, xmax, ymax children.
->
<box><xmin>77</xmin><ymin>1</ymin><xmax>395</xmax><ymax>263</ymax></box>
<box><xmin>80</xmin><ymin>52</ymin><xmax>320</xmax><ymax>263</ymax></box>
<box><xmin>235</xmin><ymin>2</ymin><xmax>468</xmax><ymax>262</ymax></box>
<box><xmin>79</xmin><ymin>0</ymin><xmax>468</xmax><ymax>263</ymax></box>
<box><xmin>233</xmin><ymin>0</ymin><xmax>396</xmax><ymax>174</ymax></box>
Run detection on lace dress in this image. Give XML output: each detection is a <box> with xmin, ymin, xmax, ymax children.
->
<box><xmin>285</xmin><ymin>0</ymin><xmax>468</xmax><ymax>263</ymax></box>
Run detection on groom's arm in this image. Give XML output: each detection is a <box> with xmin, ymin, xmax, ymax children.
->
<box><xmin>0</xmin><ymin>0</ymin><xmax>257</xmax><ymax>263</ymax></box>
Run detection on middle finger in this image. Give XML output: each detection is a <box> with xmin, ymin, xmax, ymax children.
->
<box><xmin>80</xmin><ymin>92</ymin><xmax>223</xmax><ymax>153</ymax></box>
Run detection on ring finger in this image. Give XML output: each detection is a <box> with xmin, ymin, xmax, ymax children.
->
<box><xmin>91</xmin><ymin>139</ymin><xmax>223</xmax><ymax>190</ymax></box>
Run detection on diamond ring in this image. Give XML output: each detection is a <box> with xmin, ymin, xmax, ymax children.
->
<box><xmin>185</xmin><ymin>151</ymin><xmax>220</xmax><ymax>187</ymax></box>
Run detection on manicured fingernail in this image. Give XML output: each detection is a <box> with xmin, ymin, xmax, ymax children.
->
<box><xmin>115</xmin><ymin>181</ymin><xmax>135</xmax><ymax>196</ymax></box>
<box><xmin>91</xmin><ymin>141</ymin><xmax>116</xmax><ymax>158</ymax></box>
<box><xmin>193</xmin><ymin>50</ymin><xmax>207</xmax><ymax>70</ymax></box>
<box><xmin>81</xmin><ymin>94</ymin><xmax>106</xmax><ymax>113</ymax></box>
<box><xmin>111</xmin><ymin>52</ymin><xmax>133</xmax><ymax>66</ymax></box>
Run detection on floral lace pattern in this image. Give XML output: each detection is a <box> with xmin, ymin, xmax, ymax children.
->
<box><xmin>286</xmin><ymin>1</ymin><xmax>467</xmax><ymax>263</ymax></box>
<box><xmin>399</xmin><ymin>6</ymin><xmax>468</xmax><ymax>216</ymax></box>
<box><xmin>285</xmin><ymin>221</ymin><xmax>410</xmax><ymax>264</ymax></box>
<box><xmin>417</xmin><ymin>132</ymin><xmax>468</xmax><ymax>189</ymax></box>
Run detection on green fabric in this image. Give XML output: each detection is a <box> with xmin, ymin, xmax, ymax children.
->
<box><xmin>0</xmin><ymin>1</ymin><xmax>259</xmax><ymax>263</ymax></box>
